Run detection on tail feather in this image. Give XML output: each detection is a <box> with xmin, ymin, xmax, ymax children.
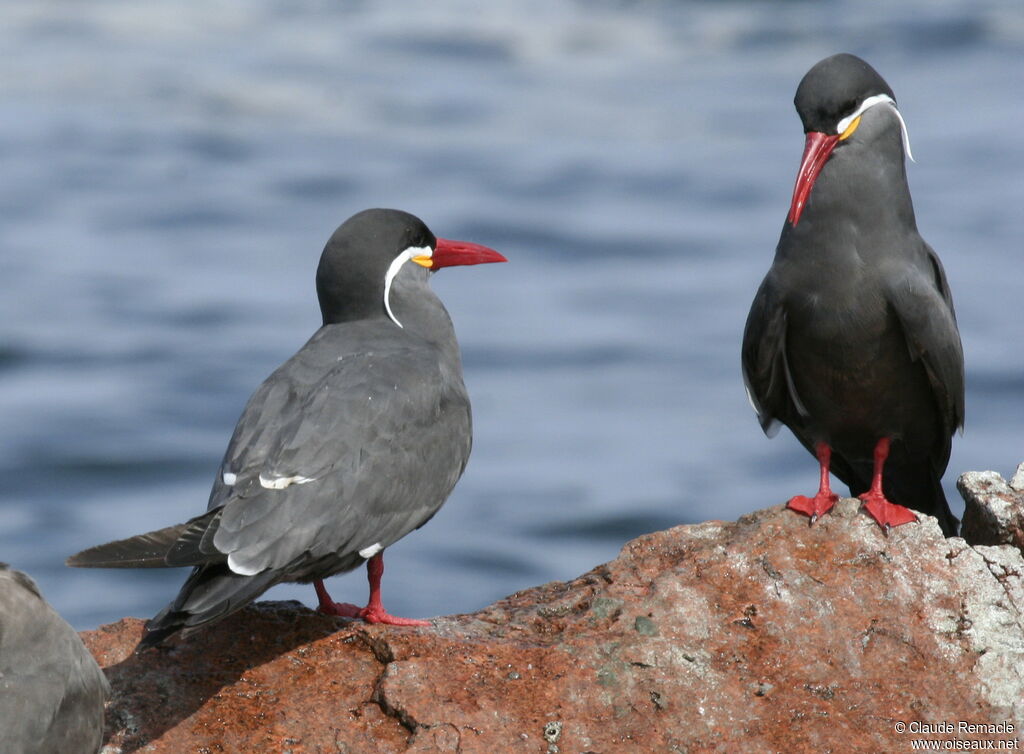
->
<box><xmin>66</xmin><ymin>522</ymin><xmax>192</xmax><ymax>568</ymax></box>
<box><xmin>166</xmin><ymin>512</ymin><xmax>223</xmax><ymax>566</ymax></box>
<box><xmin>66</xmin><ymin>511</ymin><xmax>222</xmax><ymax>569</ymax></box>
<box><xmin>923</xmin><ymin>476</ymin><xmax>960</xmax><ymax>538</ymax></box>
<box><xmin>66</xmin><ymin>509</ymin><xmax>288</xmax><ymax>648</ymax></box>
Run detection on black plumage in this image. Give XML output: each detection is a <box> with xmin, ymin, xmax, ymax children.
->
<box><xmin>742</xmin><ymin>54</ymin><xmax>964</xmax><ymax>536</ymax></box>
<box><xmin>68</xmin><ymin>209</ymin><xmax>505</xmax><ymax>645</ymax></box>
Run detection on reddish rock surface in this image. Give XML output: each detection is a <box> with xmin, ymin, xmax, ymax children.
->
<box><xmin>83</xmin><ymin>499</ymin><xmax>1024</xmax><ymax>753</ymax></box>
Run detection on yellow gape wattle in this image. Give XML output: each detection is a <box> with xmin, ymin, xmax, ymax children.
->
<box><xmin>839</xmin><ymin>115</ymin><xmax>861</xmax><ymax>141</ymax></box>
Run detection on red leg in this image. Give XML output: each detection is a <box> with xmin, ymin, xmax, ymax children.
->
<box><xmin>858</xmin><ymin>437</ymin><xmax>918</xmax><ymax>534</ymax></box>
<box><xmin>787</xmin><ymin>442</ymin><xmax>839</xmax><ymax>524</ymax></box>
<box><xmin>314</xmin><ymin>578</ymin><xmax>362</xmax><ymax>618</ymax></box>
<box><xmin>314</xmin><ymin>553</ymin><xmax>430</xmax><ymax>627</ymax></box>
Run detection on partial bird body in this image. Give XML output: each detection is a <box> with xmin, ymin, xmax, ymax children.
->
<box><xmin>209</xmin><ymin>327</ymin><xmax>471</xmax><ymax>580</ymax></box>
<box><xmin>68</xmin><ymin>209</ymin><xmax>505</xmax><ymax>646</ymax></box>
<box><xmin>742</xmin><ymin>54</ymin><xmax>963</xmax><ymax>536</ymax></box>
<box><xmin>0</xmin><ymin>564</ymin><xmax>109</xmax><ymax>754</ymax></box>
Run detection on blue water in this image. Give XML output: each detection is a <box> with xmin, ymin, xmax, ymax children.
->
<box><xmin>1</xmin><ymin>1</ymin><xmax>1022</xmax><ymax>630</ymax></box>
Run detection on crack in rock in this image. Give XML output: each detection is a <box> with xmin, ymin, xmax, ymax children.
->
<box><xmin>976</xmin><ymin>548</ymin><xmax>1024</xmax><ymax>637</ymax></box>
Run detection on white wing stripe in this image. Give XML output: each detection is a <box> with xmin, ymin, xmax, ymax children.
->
<box><xmin>259</xmin><ymin>474</ymin><xmax>317</xmax><ymax>490</ymax></box>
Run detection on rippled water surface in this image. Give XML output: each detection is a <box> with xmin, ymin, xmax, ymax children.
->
<box><xmin>1</xmin><ymin>1</ymin><xmax>1022</xmax><ymax>629</ymax></box>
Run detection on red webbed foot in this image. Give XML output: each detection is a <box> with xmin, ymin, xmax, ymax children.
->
<box><xmin>313</xmin><ymin>553</ymin><xmax>431</xmax><ymax>627</ymax></box>
<box><xmin>787</xmin><ymin>491</ymin><xmax>839</xmax><ymax>524</ymax></box>
<box><xmin>318</xmin><ymin>599</ymin><xmax>430</xmax><ymax>626</ymax></box>
<box><xmin>859</xmin><ymin>489</ymin><xmax>918</xmax><ymax>535</ymax></box>
<box><xmin>857</xmin><ymin>437</ymin><xmax>918</xmax><ymax>535</ymax></box>
<box><xmin>357</xmin><ymin>606</ymin><xmax>431</xmax><ymax>627</ymax></box>
<box><xmin>787</xmin><ymin>442</ymin><xmax>838</xmax><ymax>524</ymax></box>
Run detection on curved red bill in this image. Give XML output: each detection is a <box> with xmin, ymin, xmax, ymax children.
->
<box><xmin>788</xmin><ymin>131</ymin><xmax>840</xmax><ymax>226</ymax></box>
<box><xmin>432</xmin><ymin>238</ymin><xmax>507</xmax><ymax>268</ymax></box>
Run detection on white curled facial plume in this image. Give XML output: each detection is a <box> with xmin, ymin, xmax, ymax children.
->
<box><xmin>383</xmin><ymin>245</ymin><xmax>433</xmax><ymax>328</ymax></box>
<box><xmin>836</xmin><ymin>93</ymin><xmax>914</xmax><ymax>162</ymax></box>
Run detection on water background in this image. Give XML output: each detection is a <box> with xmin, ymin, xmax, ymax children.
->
<box><xmin>1</xmin><ymin>1</ymin><xmax>1021</xmax><ymax>630</ymax></box>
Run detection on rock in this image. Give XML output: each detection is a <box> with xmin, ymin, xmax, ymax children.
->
<box><xmin>81</xmin><ymin>499</ymin><xmax>1024</xmax><ymax>753</ymax></box>
<box><xmin>959</xmin><ymin>465</ymin><xmax>1024</xmax><ymax>552</ymax></box>
<box><xmin>1012</xmin><ymin>464</ymin><xmax>1024</xmax><ymax>493</ymax></box>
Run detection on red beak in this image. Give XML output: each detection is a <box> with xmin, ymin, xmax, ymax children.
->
<box><xmin>787</xmin><ymin>131</ymin><xmax>840</xmax><ymax>226</ymax></box>
<box><xmin>431</xmin><ymin>238</ymin><xmax>507</xmax><ymax>269</ymax></box>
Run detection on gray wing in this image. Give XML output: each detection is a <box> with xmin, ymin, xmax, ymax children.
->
<box><xmin>885</xmin><ymin>242</ymin><xmax>965</xmax><ymax>441</ymax></box>
<box><xmin>0</xmin><ymin>565</ymin><xmax>109</xmax><ymax>753</ymax></box>
<box><xmin>741</xmin><ymin>274</ymin><xmax>800</xmax><ymax>437</ymax></box>
<box><xmin>205</xmin><ymin>334</ymin><xmax>472</xmax><ymax>577</ymax></box>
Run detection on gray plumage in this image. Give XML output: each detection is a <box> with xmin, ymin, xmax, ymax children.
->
<box><xmin>742</xmin><ymin>54</ymin><xmax>964</xmax><ymax>535</ymax></box>
<box><xmin>68</xmin><ymin>209</ymin><xmax>503</xmax><ymax>645</ymax></box>
<box><xmin>0</xmin><ymin>564</ymin><xmax>109</xmax><ymax>754</ymax></box>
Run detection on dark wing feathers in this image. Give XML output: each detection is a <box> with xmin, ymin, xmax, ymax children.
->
<box><xmin>885</xmin><ymin>243</ymin><xmax>965</xmax><ymax>440</ymax></box>
<box><xmin>214</xmin><ymin>342</ymin><xmax>470</xmax><ymax>575</ymax></box>
<box><xmin>206</xmin><ymin>377</ymin><xmax>292</xmax><ymax>511</ymax></box>
<box><xmin>741</xmin><ymin>276</ymin><xmax>791</xmax><ymax>436</ymax></box>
